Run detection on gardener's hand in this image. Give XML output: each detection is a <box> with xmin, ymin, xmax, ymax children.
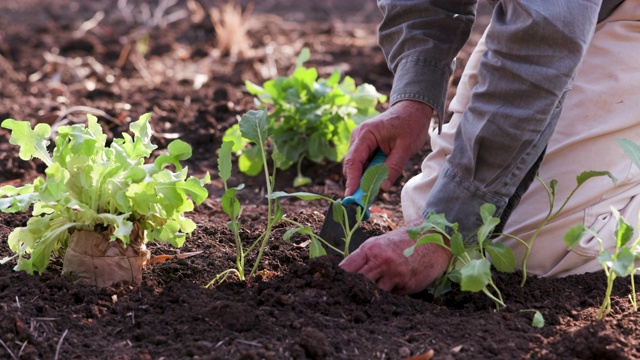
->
<box><xmin>343</xmin><ymin>100</ymin><xmax>433</xmax><ymax>196</ymax></box>
<box><xmin>339</xmin><ymin>223</ymin><xmax>452</xmax><ymax>295</ymax></box>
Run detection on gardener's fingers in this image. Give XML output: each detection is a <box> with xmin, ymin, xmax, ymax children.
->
<box><xmin>340</xmin><ymin>235</ymin><xmax>400</xmax><ymax>288</ymax></box>
<box><xmin>339</xmin><ymin>246</ymin><xmax>369</xmax><ymax>273</ymax></box>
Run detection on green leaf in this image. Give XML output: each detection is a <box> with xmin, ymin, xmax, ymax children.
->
<box><xmin>293</xmin><ymin>175</ymin><xmax>312</xmax><ymax>187</ymax></box>
<box><xmin>450</xmin><ymin>232</ymin><xmax>466</xmax><ymax>257</ymax></box>
<box><xmin>484</xmin><ymin>241</ymin><xmax>516</xmax><ymax>273</ymax></box>
<box><xmin>218</xmin><ymin>141</ymin><xmax>234</xmax><ymax>183</ymax></box>
<box><xmin>415</xmin><ymin>233</ymin><xmax>445</xmax><ymax>247</ymax></box>
<box><xmin>155</xmin><ymin>139</ymin><xmax>192</xmax><ymax>171</ymax></box>
<box><xmin>245</xmin><ymin>80</ymin><xmax>266</xmax><ymax>97</ymax></box>
<box><xmin>612</xmin><ymin>247</ymin><xmax>635</xmax><ymax>277</ymax></box>
<box><xmin>460</xmin><ymin>258</ymin><xmax>491</xmax><ymax>292</ymax></box>
<box><xmin>351</xmin><ymin>83</ymin><xmax>386</xmax><ymax>110</ymax></box>
<box><xmin>447</xmin><ymin>268</ymin><xmax>462</xmax><ymax>284</ymax></box>
<box><xmin>359</xmin><ymin>163</ymin><xmax>389</xmax><ymax>208</ymax></box>
<box><xmin>403</xmin><ymin>245</ymin><xmax>416</xmax><ymax>257</ymax></box>
<box><xmin>295</xmin><ymin>47</ymin><xmax>310</xmax><ymax>68</ymax></box>
<box><xmin>617</xmin><ymin>138</ymin><xmax>640</xmax><ymax>170</ymax></box>
<box><xmin>283</xmin><ymin>227</ymin><xmax>314</xmax><ymax>243</ymax></box>
<box><xmin>576</xmin><ymin>170</ymin><xmax>617</xmax><ymax>187</ymax></box>
<box><xmin>0</xmin><ymin>183</ymin><xmax>39</xmax><ymax>213</ymax></box>
<box><xmin>407</xmin><ymin>211</ymin><xmax>456</xmax><ymax>240</ymax></box>
<box><xmin>531</xmin><ymin>311</ymin><xmax>545</xmax><ymax>328</ymax></box>
<box><xmin>479</xmin><ymin>203</ymin><xmax>496</xmax><ymax>223</ymax></box>
<box><xmin>614</xmin><ymin>210</ymin><xmax>634</xmax><ymax>248</ymax></box>
<box><xmin>238</xmin><ymin>146</ymin><xmax>263</xmax><ymax>176</ymax></box>
<box><xmin>564</xmin><ymin>223</ymin><xmax>586</xmax><ymax>250</ymax></box>
<box><xmin>331</xmin><ymin>201</ymin><xmax>347</xmax><ymax>227</ymax></box>
<box><xmin>239</xmin><ymin>110</ymin><xmax>268</xmax><ymax>145</ymax></box>
<box><xmin>266</xmin><ymin>191</ymin><xmax>332</xmax><ymax>202</ymax></box>
<box><xmin>309</xmin><ymin>238</ymin><xmax>327</xmax><ymax>258</ymax></box>
<box><xmin>598</xmin><ymin>251</ymin><xmax>613</xmax><ymax>268</ymax></box>
<box><xmin>2</xmin><ymin>119</ymin><xmax>53</xmax><ymax>165</ymax></box>
<box><xmin>178</xmin><ymin>177</ymin><xmax>209</xmax><ymax>205</ymax></box>
<box><xmin>521</xmin><ymin>310</ymin><xmax>545</xmax><ymax>328</ymax></box>
<box><xmin>115</xmin><ymin>113</ymin><xmax>157</xmax><ymax>160</ymax></box>
<box><xmin>477</xmin><ymin>217</ymin><xmax>500</xmax><ymax>246</ymax></box>
<box><xmin>220</xmin><ymin>188</ymin><xmax>241</xmax><ymax>220</ymax></box>
<box><xmin>549</xmin><ymin>179</ymin><xmax>558</xmax><ymax>199</ymax></box>
<box><xmin>222</xmin><ymin>124</ymin><xmax>248</xmax><ymax>154</ymax></box>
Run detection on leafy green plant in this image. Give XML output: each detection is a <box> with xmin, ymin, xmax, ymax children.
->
<box><xmin>405</xmin><ymin>203</ymin><xmax>514</xmax><ymax>308</ymax></box>
<box><xmin>207</xmin><ymin>109</ymin><xmax>284</xmax><ymax>287</ymax></box>
<box><xmin>223</xmin><ymin>48</ymin><xmax>386</xmax><ymax>186</ymax></box>
<box><xmin>0</xmin><ymin>114</ymin><xmax>210</xmax><ymax>274</ymax></box>
<box><xmin>404</xmin><ymin>169</ymin><xmax>615</xmax><ymax>308</ymax></box>
<box><xmin>565</xmin><ymin>210</ymin><xmax>639</xmax><ymax>319</ymax></box>
<box><xmin>564</xmin><ymin>138</ymin><xmax>640</xmax><ymax>319</ymax></box>
<box><xmin>268</xmin><ymin>162</ymin><xmax>388</xmax><ymax>258</ymax></box>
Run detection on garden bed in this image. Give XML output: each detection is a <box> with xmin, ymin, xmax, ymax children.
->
<box><xmin>1</xmin><ymin>1</ymin><xmax>639</xmax><ymax>359</ymax></box>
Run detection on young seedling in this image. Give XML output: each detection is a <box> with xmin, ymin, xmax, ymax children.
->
<box><xmin>268</xmin><ymin>162</ymin><xmax>388</xmax><ymax>258</ymax></box>
<box><xmin>506</xmin><ymin>170</ymin><xmax>617</xmax><ymax>286</ymax></box>
<box><xmin>223</xmin><ymin>48</ymin><xmax>386</xmax><ymax>186</ymax></box>
<box><xmin>564</xmin><ymin>210</ymin><xmax>639</xmax><ymax>319</ymax></box>
<box><xmin>208</xmin><ymin>140</ymin><xmax>246</xmax><ymax>284</ymax></box>
<box><xmin>207</xmin><ymin>109</ymin><xmax>284</xmax><ymax>287</ymax></box>
<box><xmin>405</xmin><ymin>204</ymin><xmax>515</xmax><ymax>308</ymax></box>
<box><xmin>563</xmin><ymin>138</ymin><xmax>640</xmax><ymax>319</ymax></box>
<box><xmin>520</xmin><ymin>309</ymin><xmax>545</xmax><ymax>328</ymax></box>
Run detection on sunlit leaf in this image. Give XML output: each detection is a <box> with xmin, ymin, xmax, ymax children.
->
<box><xmin>460</xmin><ymin>258</ymin><xmax>491</xmax><ymax>292</ymax></box>
<box><xmin>484</xmin><ymin>241</ymin><xmax>516</xmax><ymax>273</ymax></box>
<box><xmin>309</xmin><ymin>238</ymin><xmax>327</xmax><ymax>258</ymax></box>
<box><xmin>564</xmin><ymin>223</ymin><xmax>586</xmax><ymax>250</ymax></box>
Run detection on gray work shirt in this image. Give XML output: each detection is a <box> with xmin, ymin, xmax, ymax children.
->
<box><xmin>378</xmin><ymin>0</ymin><xmax>622</xmax><ymax>237</ymax></box>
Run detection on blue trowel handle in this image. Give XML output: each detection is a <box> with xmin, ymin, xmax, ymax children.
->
<box><xmin>342</xmin><ymin>148</ymin><xmax>387</xmax><ymax>220</ymax></box>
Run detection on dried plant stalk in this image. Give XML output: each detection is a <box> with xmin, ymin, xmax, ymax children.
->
<box><xmin>209</xmin><ymin>1</ymin><xmax>254</xmax><ymax>58</ymax></box>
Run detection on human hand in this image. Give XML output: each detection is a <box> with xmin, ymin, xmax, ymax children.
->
<box><xmin>339</xmin><ymin>223</ymin><xmax>452</xmax><ymax>295</ymax></box>
<box><xmin>343</xmin><ymin>100</ymin><xmax>433</xmax><ymax>195</ymax></box>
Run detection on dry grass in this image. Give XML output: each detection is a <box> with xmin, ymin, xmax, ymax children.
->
<box><xmin>209</xmin><ymin>1</ymin><xmax>254</xmax><ymax>58</ymax></box>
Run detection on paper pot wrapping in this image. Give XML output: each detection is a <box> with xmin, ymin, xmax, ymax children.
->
<box><xmin>62</xmin><ymin>227</ymin><xmax>150</xmax><ymax>287</ymax></box>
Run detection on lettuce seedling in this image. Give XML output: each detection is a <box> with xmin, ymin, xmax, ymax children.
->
<box><xmin>223</xmin><ymin>48</ymin><xmax>386</xmax><ymax>186</ymax></box>
<box><xmin>0</xmin><ymin>114</ymin><xmax>210</xmax><ymax>274</ymax></box>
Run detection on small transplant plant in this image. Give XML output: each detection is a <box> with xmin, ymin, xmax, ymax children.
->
<box><xmin>223</xmin><ymin>48</ymin><xmax>386</xmax><ymax>186</ymax></box>
<box><xmin>268</xmin><ymin>161</ymin><xmax>388</xmax><ymax>258</ymax></box>
<box><xmin>564</xmin><ymin>138</ymin><xmax>640</xmax><ymax>319</ymax></box>
<box><xmin>513</xmin><ymin>170</ymin><xmax>616</xmax><ymax>286</ymax></box>
<box><xmin>207</xmin><ymin>109</ymin><xmax>388</xmax><ymax>288</ymax></box>
<box><xmin>405</xmin><ymin>170</ymin><xmax>615</xmax><ymax>308</ymax></box>
<box><xmin>0</xmin><ymin>113</ymin><xmax>209</xmax><ymax>286</ymax></box>
<box><xmin>207</xmin><ymin>109</ymin><xmax>284</xmax><ymax>287</ymax></box>
<box><xmin>405</xmin><ymin>203</ymin><xmax>514</xmax><ymax>308</ymax></box>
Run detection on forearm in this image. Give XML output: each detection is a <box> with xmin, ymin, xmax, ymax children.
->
<box><xmin>377</xmin><ymin>0</ymin><xmax>477</xmax><ymax>120</ymax></box>
<box><xmin>423</xmin><ymin>0</ymin><xmax>603</xmax><ymax>238</ymax></box>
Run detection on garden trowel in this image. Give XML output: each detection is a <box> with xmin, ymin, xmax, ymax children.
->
<box><xmin>319</xmin><ymin>149</ymin><xmax>387</xmax><ymax>255</ymax></box>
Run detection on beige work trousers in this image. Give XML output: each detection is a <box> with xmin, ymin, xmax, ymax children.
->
<box><xmin>401</xmin><ymin>0</ymin><xmax>640</xmax><ymax>277</ymax></box>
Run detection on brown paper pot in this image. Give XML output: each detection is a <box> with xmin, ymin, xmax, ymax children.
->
<box><xmin>62</xmin><ymin>228</ymin><xmax>150</xmax><ymax>287</ymax></box>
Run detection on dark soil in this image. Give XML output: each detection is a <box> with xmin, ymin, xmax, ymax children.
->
<box><xmin>1</xmin><ymin>1</ymin><xmax>640</xmax><ymax>359</ymax></box>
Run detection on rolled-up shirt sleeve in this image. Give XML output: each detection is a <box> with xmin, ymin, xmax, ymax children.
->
<box><xmin>377</xmin><ymin>0</ymin><xmax>477</xmax><ymax>122</ymax></box>
<box><xmin>422</xmin><ymin>0</ymin><xmax>603</xmax><ymax>238</ymax></box>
